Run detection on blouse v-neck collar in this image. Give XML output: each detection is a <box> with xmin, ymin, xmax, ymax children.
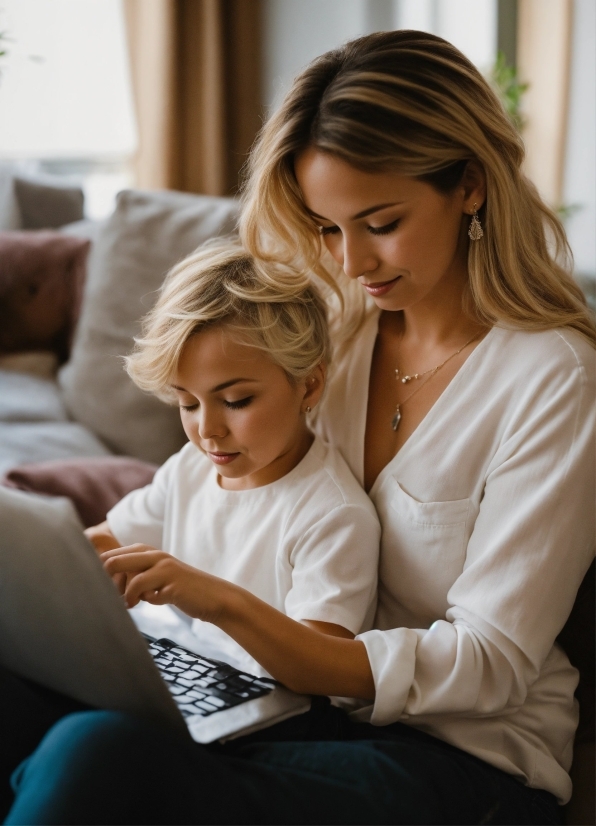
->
<box><xmin>364</xmin><ymin>317</ymin><xmax>498</xmax><ymax>499</ymax></box>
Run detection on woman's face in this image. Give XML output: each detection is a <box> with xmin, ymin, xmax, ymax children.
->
<box><xmin>295</xmin><ymin>147</ymin><xmax>479</xmax><ymax>313</ymax></box>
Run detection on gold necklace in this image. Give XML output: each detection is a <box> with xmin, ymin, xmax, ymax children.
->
<box><xmin>391</xmin><ymin>332</ymin><xmax>482</xmax><ymax>431</ymax></box>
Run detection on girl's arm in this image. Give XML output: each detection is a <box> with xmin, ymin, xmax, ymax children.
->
<box><xmin>84</xmin><ymin>521</ymin><xmax>122</xmax><ymax>553</ymax></box>
<box><xmin>101</xmin><ymin>545</ymin><xmax>375</xmax><ymax>699</ymax></box>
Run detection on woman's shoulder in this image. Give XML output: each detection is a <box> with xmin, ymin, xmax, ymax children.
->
<box><xmin>487</xmin><ymin>326</ymin><xmax>595</xmax><ymax>384</ymax></box>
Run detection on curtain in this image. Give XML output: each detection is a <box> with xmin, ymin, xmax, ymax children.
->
<box><xmin>123</xmin><ymin>0</ymin><xmax>262</xmax><ymax>196</ymax></box>
<box><xmin>516</xmin><ymin>0</ymin><xmax>573</xmax><ymax>207</ymax></box>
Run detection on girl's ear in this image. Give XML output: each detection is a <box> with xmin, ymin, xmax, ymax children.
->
<box><xmin>461</xmin><ymin>160</ymin><xmax>487</xmax><ymax>212</ymax></box>
<box><xmin>302</xmin><ymin>362</ymin><xmax>326</xmax><ymax>412</ymax></box>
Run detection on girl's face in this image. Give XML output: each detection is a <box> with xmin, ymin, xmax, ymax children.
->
<box><xmin>171</xmin><ymin>326</ymin><xmax>322</xmax><ymax>490</ymax></box>
<box><xmin>295</xmin><ymin>148</ymin><xmax>483</xmax><ymax>313</ymax></box>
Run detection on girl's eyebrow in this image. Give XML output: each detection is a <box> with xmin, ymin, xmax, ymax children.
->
<box><xmin>308</xmin><ymin>201</ymin><xmax>405</xmax><ymax>222</ymax></box>
<box><xmin>171</xmin><ymin>378</ymin><xmax>258</xmax><ymax>394</ymax></box>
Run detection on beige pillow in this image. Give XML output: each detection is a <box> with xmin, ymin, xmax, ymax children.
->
<box><xmin>59</xmin><ymin>189</ymin><xmax>239</xmax><ymax>464</ymax></box>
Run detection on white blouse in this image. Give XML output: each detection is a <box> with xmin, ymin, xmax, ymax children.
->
<box><xmin>314</xmin><ymin>310</ymin><xmax>595</xmax><ymax>804</ymax></box>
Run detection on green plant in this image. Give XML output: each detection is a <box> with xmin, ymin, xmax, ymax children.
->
<box><xmin>490</xmin><ymin>50</ymin><xmax>529</xmax><ymax>131</ymax></box>
<box><xmin>490</xmin><ymin>52</ymin><xmax>582</xmax><ymax>223</ymax></box>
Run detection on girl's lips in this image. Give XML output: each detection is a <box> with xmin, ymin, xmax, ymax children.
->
<box><xmin>361</xmin><ymin>276</ymin><xmax>402</xmax><ymax>296</ymax></box>
<box><xmin>207</xmin><ymin>451</ymin><xmax>240</xmax><ymax>465</ymax></box>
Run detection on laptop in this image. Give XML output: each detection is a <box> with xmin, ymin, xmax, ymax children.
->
<box><xmin>0</xmin><ymin>487</ymin><xmax>311</xmax><ymax>743</ymax></box>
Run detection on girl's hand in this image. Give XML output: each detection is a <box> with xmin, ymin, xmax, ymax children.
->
<box><xmin>101</xmin><ymin>546</ymin><xmax>375</xmax><ymax>700</ymax></box>
<box><xmin>100</xmin><ymin>544</ymin><xmax>232</xmax><ymax>621</ymax></box>
<box><xmin>84</xmin><ymin>521</ymin><xmax>122</xmax><ymax>554</ymax></box>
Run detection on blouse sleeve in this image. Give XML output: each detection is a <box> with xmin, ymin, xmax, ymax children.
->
<box><xmin>357</xmin><ymin>336</ymin><xmax>595</xmax><ymax>724</ymax></box>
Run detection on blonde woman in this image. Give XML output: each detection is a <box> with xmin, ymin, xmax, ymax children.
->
<box><xmin>4</xmin><ymin>31</ymin><xmax>594</xmax><ymax>826</ymax></box>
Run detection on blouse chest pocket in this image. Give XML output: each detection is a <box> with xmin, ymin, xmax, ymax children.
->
<box><xmin>374</xmin><ymin>477</ymin><xmax>472</xmax><ymax>625</ymax></box>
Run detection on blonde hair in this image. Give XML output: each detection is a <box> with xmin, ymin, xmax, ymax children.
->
<box><xmin>241</xmin><ymin>30</ymin><xmax>595</xmax><ymax>346</ymax></box>
<box><xmin>126</xmin><ymin>239</ymin><xmax>330</xmax><ymax>402</ymax></box>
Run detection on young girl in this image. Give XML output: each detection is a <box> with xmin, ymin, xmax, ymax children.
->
<box><xmin>86</xmin><ymin>240</ymin><xmax>380</xmax><ymax>672</ymax></box>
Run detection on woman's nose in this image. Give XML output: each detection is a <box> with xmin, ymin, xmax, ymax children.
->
<box><xmin>340</xmin><ymin>234</ymin><xmax>379</xmax><ymax>281</ymax></box>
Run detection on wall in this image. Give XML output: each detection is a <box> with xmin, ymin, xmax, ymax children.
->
<box><xmin>562</xmin><ymin>0</ymin><xmax>596</xmax><ymax>277</ymax></box>
<box><xmin>263</xmin><ymin>0</ymin><xmax>497</xmax><ymax>112</ymax></box>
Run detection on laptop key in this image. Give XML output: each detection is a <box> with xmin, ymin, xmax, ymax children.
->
<box><xmin>168</xmin><ymin>684</ymin><xmax>188</xmax><ymax>696</ymax></box>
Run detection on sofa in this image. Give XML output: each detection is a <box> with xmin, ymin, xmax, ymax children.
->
<box><xmin>0</xmin><ymin>172</ymin><xmax>593</xmax><ymax>824</ymax></box>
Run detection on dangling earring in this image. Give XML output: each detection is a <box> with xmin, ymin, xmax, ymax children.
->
<box><xmin>468</xmin><ymin>203</ymin><xmax>483</xmax><ymax>241</ymax></box>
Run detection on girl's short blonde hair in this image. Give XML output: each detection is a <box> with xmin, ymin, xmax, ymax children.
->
<box><xmin>126</xmin><ymin>239</ymin><xmax>330</xmax><ymax>402</ymax></box>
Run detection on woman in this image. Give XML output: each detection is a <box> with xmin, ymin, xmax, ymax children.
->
<box><xmin>3</xmin><ymin>30</ymin><xmax>595</xmax><ymax>825</ymax></box>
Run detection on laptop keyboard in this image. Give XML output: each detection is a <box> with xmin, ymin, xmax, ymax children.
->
<box><xmin>147</xmin><ymin>637</ymin><xmax>276</xmax><ymax>718</ymax></box>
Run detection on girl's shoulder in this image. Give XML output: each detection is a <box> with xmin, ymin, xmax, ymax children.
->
<box><xmin>286</xmin><ymin>436</ymin><xmax>378</xmax><ymax>522</ymax></box>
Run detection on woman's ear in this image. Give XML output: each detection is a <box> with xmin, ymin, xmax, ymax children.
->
<box><xmin>302</xmin><ymin>362</ymin><xmax>326</xmax><ymax>412</ymax></box>
<box><xmin>461</xmin><ymin>160</ymin><xmax>487</xmax><ymax>212</ymax></box>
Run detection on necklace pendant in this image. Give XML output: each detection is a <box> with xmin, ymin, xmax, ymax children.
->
<box><xmin>391</xmin><ymin>406</ymin><xmax>401</xmax><ymax>431</ymax></box>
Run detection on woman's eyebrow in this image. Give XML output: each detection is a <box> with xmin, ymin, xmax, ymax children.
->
<box><xmin>308</xmin><ymin>202</ymin><xmax>404</xmax><ymax>222</ymax></box>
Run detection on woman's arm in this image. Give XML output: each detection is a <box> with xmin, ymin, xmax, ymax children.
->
<box><xmin>359</xmin><ymin>336</ymin><xmax>596</xmax><ymax>724</ymax></box>
<box><xmin>101</xmin><ymin>545</ymin><xmax>375</xmax><ymax>699</ymax></box>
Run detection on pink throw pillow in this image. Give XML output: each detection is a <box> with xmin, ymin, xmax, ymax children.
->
<box><xmin>0</xmin><ymin>230</ymin><xmax>90</xmax><ymax>363</ymax></box>
<box><xmin>1</xmin><ymin>456</ymin><xmax>158</xmax><ymax>528</ymax></box>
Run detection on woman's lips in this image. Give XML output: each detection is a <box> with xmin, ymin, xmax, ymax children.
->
<box><xmin>207</xmin><ymin>451</ymin><xmax>240</xmax><ymax>465</ymax></box>
<box><xmin>361</xmin><ymin>276</ymin><xmax>402</xmax><ymax>296</ymax></box>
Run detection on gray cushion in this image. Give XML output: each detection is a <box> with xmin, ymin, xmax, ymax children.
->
<box><xmin>0</xmin><ymin>165</ymin><xmax>20</xmax><ymax>230</ymax></box>
<box><xmin>14</xmin><ymin>177</ymin><xmax>85</xmax><ymax>229</ymax></box>
<box><xmin>0</xmin><ymin>422</ymin><xmax>112</xmax><ymax>477</ymax></box>
<box><xmin>0</xmin><ymin>369</ymin><xmax>68</xmax><ymax>423</ymax></box>
<box><xmin>0</xmin><ymin>368</ymin><xmax>112</xmax><ymax>475</ymax></box>
<box><xmin>59</xmin><ymin>189</ymin><xmax>239</xmax><ymax>464</ymax></box>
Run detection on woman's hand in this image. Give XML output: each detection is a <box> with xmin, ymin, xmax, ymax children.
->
<box><xmin>100</xmin><ymin>545</ymin><xmax>375</xmax><ymax>701</ymax></box>
<box><xmin>100</xmin><ymin>544</ymin><xmax>232</xmax><ymax>622</ymax></box>
<box><xmin>84</xmin><ymin>521</ymin><xmax>122</xmax><ymax>554</ymax></box>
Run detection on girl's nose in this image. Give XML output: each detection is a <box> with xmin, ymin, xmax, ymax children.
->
<box><xmin>197</xmin><ymin>407</ymin><xmax>227</xmax><ymax>440</ymax></box>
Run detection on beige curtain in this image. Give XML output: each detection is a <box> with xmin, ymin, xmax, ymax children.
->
<box><xmin>123</xmin><ymin>0</ymin><xmax>262</xmax><ymax>196</ymax></box>
<box><xmin>517</xmin><ymin>0</ymin><xmax>573</xmax><ymax>207</ymax></box>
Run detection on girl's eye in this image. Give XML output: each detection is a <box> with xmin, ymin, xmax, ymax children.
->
<box><xmin>224</xmin><ymin>397</ymin><xmax>253</xmax><ymax>410</ymax></box>
<box><xmin>368</xmin><ymin>219</ymin><xmax>399</xmax><ymax>236</ymax></box>
<box><xmin>319</xmin><ymin>225</ymin><xmax>340</xmax><ymax>236</ymax></box>
<box><xmin>179</xmin><ymin>403</ymin><xmax>199</xmax><ymax>412</ymax></box>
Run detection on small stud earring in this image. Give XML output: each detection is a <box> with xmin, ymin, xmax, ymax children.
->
<box><xmin>305</xmin><ymin>406</ymin><xmax>312</xmax><ymax>414</ymax></box>
<box><xmin>468</xmin><ymin>203</ymin><xmax>484</xmax><ymax>241</ymax></box>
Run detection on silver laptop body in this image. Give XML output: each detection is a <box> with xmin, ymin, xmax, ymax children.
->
<box><xmin>0</xmin><ymin>487</ymin><xmax>311</xmax><ymax>743</ymax></box>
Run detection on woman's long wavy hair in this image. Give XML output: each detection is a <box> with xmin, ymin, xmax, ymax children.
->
<box><xmin>240</xmin><ymin>30</ymin><xmax>595</xmax><ymax>346</ymax></box>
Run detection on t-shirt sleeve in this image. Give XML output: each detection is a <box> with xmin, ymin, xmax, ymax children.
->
<box><xmin>357</xmin><ymin>338</ymin><xmax>595</xmax><ymax>724</ymax></box>
<box><xmin>284</xmin><ymin>502</ymin><xmax>380</xmax><ymax>635</ymax></box>
<box><xmin>106</xmin><ymin>452</ymin><xmax>179</xmax><ymax>549</ymax></box>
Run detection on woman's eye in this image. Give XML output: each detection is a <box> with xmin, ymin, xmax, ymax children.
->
<box><xmin>224</xmin><ymin>397</ymin><xmax>253</xmax><ymax>410</ymax></box>
<box><xmin>319</xmin><ymin>225</ymin><xmax>340</xmax><ymax>236</ymax></box>
<box><xmin>368</xmin><ymin>219</ymin><xmax>399</xmax><ymax>236</ymax></box>
<box><xmin>179</xmin><ymin>403</ymin><xmax>199</xmax><ymax>412</ymax></box>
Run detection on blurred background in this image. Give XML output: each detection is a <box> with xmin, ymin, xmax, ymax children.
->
<box><xmin>0</xmin><ymin>0</ymin><xmax>593</xmax><ymax>289</ymax></box>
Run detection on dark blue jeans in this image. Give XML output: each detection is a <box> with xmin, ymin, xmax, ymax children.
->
<box><xmin>2</xmin><ymin>666</ymin><xmax>562</xmax><ymax>825</ymax></box>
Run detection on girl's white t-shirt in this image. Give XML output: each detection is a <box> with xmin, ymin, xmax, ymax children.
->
<box><xmin>314</xmin><ymin>310</ymin><xmax>595</xmax><ymax>804</ymax></box>
<box><xmin>107</xmin><ymin>435</ymin><xmax>380</xmax><ymax>675</ymax></box>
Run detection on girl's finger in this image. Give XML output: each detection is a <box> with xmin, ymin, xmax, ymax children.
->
<box><xmin>100</xmin><ymin>543</ymin><xmax>156</xmax><ymax>561</ymax></box>
<box><xmin>103</xmin><ymin>551</ymin><xmax>166</xmax><ymax>576</ymax></box>
<box><xmin>123</xmin><ymin>568</ymin><xmax>169</xmax><ymax>607</ymax></box>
